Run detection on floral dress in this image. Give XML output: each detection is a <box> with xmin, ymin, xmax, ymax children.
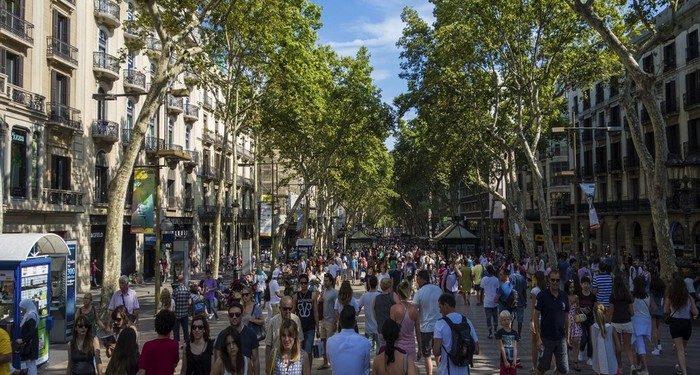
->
<box><xmin>569</xmin><ymin>302</ymin><xmax>582</xmax><ymax>338</ymax></box>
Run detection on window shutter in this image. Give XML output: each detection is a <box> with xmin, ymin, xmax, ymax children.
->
<box><xmin>19</xmin><ymin>0</ymin><xmax>25</xmax><ymax>19</ymax></box>
<box><xmin>50</xmin><ymin>71</ymin><xmax>58</xmax><ymax>103</ymax></box>
<box><xmin>17</xmin><ymin>55</ymin><xmax>23</xmax><ymax>87</ymax></box>
<box><xmin>52</xmin><ymin>10</ymin><xmax>58</xmax><ymax>37</ymax></box>
<box><xmin>0</xmin><ymin>48</ymin><xmax>6</xmax><ymax>75</ymax></box>
<box><xmin>65</xmin><ymin>75</ymin><xmax>70</xmax><ymax>106</ymax></box>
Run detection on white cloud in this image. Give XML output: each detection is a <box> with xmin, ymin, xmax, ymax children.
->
<box><xmin>371</xmin><ymin>69</ymin><xmax>390</xmax><ymax>81</ymax></box>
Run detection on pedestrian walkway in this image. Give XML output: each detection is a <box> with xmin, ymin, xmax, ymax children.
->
<box><xmin>40</xmin><ymin>281</ymin><xmax>699</xmax><ymax>374</ymax></box>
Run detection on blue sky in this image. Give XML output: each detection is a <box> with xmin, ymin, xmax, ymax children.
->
<box><xmin>312</xmin><ymin>0</ymin><xmax>434</xmax><ymax>149</ymax></box>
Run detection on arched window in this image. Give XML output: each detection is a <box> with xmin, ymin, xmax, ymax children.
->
<box><xmin>95</xmin><ymin>151</ymin><xmax>109</xmax><ymax>204</ymax></box>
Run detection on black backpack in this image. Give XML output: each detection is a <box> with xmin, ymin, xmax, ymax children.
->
<box><xmin>441</xmin><ymin>315</ymin><xmax>476</xmax><ymax>368</ymax></box>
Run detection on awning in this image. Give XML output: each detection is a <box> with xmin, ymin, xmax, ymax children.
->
<box><xmin>0</xmin><ymin>233</ymin><xmax>70</xmax><ymax>262</ymax></box>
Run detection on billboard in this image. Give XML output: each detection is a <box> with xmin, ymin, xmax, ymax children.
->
<box><xmin>260</xmin><ymin>203</ymin><xmax>272</xmax><ymax>237</ymax></box>
<box><xmin>131</xmin><ymin>167</ymin><xmax>156</xmax><ymax>234</ymax></box>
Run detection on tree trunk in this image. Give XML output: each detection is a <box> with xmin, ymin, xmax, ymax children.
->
<box><xmin>273</xmin><ymin>182</ymin><xmax>312</xmax><ymax>259</ymax></box>
<box><xmin>101</xmin><ymin>69</ymin><xmax>172</xmax><ymax>314</ymax></box>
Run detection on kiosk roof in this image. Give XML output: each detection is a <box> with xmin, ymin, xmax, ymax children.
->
<box><xmin>0</xmin><ymin>233</ymin><xmax>70</xmax><ymax>262</ymax></box>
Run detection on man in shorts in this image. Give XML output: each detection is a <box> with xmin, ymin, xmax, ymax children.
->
<box><xmin>533</xmin><ymin>270</ymin><xmax>570</xmax><ymax>375</ymax></box>
<box><xmin>472</xmin><ymin>262</ymin><xmax>484</xmax><ymax>305</ymax></box>
<box><xmin>316</xmin><ymin>272</ymin><xmax>337</xmax><ymax>370</ymax></box>
<box><xmin>413</xmin><ymin>269</ymin><xmax>443</xmax><ymax>375</ymax></box>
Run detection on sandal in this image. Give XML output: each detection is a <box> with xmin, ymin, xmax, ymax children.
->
<box><xmin>573</xmin><ymin>362</ymin><xmax>581</xmax><ymax>372</ymax></box>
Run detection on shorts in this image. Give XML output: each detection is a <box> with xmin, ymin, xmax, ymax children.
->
<box><xmin>318</xmin><ymin>319</ymin><xmax>336</xmax><ymax>339</ymax></box>
<box><xmin>500</xmin><ymin>362</ymin><xmax>517</xmax><ymax>375</ymax></box>
<box><xmin>668</xmin><ymin>318</ymin><xmax>692</xmax><ymax>341</ymax></box>
<box><xmin>302</xmin><ymin>330</ymin><xmax>315</xmax><ymax>353</ymax></box>
<box><xmin>473</xmin><ymin>284</ymin><xmax>482</xmax><ymax>292</ymax></box>
<box><xmin>419</xmin><ymin>332</ymin><xmax>434</xmax><ymax>357</ymax></box>
<box><xmin>611</xmin><ymin>322</ymin><xmax>634</xmax><ymax>334</ymax></box>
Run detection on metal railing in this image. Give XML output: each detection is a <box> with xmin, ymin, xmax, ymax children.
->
<box><xmin>46</xmin><ymin>102</ymin><xmax>81</xmax><ymax>130</ymax></box>
<box><xmin>122</xmin><ymin>127</ymin><xmax>134</xmax><ymax>145</ymax></box>
<box><xmin>167</xmin><ymin>95</ymin><xmax>183</xmax><ymax>110</ymax></box>
<box><xmin>124</xmin><ymin>69</ymin><xmax>146</xmax><ymax>89</ymax></box>
<box><xmin>7</xmin><ymin>85</ymin><xmax>45</xmax><ymax>113</ymax></box>
<box><xmin>237</xmin><ymin>145</ymin><xmax>253</xmax><ymax>159</ymax></box>
<box><xmin>684</xmin><ymin>141</ymin><xmax>700</xmax><ymax>163</ymax></box>
<box><xmin>184</xmin><ymin>150</ymin><xmax>199</xmax><ymax>165</ymax></box>
<box><xmin>202</xmin><ymin>129</ymin><xmax>214</xmax><ymax>145</ymax></box>
<box><xmin>184</xmin><ymin>104</ymin><xmax>199</xmax><ymax>119</ymax></box>
<box><xmin>0</xmin><ymin>7</ymin><xmax>34</xmax><ymax>43</ymax></box>
<box><xmin>93</xmin><ymin>51</ymin><xmax>119</xmax><ymax>74</ymax></box>
<box><xmin>163</xmin><ymin>143</ymin><xmax>183</xmax><ymax>151</ymax></box>
<box><xmin>47</xmin><ymin>36</ymin><xmax>78</xmax><ymax>66</ymax></box>
<box><xmin>203</xmin><ymin>93</ymin><xmax>213</xmax><ymax>109</ymax></box>
<box><xmin>144</xmin><ymin>137</ymin><xmax>164</xmax><ymax>152</ymax></box>
<box><xmin>94</xmin><ymin>0</ymin><xmax>120</xmax><ymax>21</ymax></box>
<box><xmin>43</xmin><ymin>188</ymin><xmax>83</xmax><ymax>206</ymax></box>
<box><xmin>91</xmin><ymin>119</ymin><xmax>119</xmax><ymax>140</ymax></box>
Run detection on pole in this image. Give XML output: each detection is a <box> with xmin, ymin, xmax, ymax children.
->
<box><xmin>572</xmin><ymin>119</ymin><xmax>579</xmax><ymax>258</ymax></box>
<box><xmin>154</xmin><ymin>143</ymin><xmax>162</xmax><ymax>313</ymax></box>
<box><xmin>253</xmin><ymin>133</ymin><xmax>260</xmax><ymax>267</ymax></box>
<box><xmin>271</xmin><ymin>159</ymin><xmax>276</xmax><ymax>268</ymax></box>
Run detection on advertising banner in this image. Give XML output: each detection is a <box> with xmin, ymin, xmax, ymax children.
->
<box><xmin>241</xmin><ymin>239</ymin><xmax>252</xmax><ymax>275</ymax></box>
<box><xmin>260</xmin><ymin>203</ymin><xmax>272</xmax><ymax>237</ymax></box>
<box><xmin>65</xmin><ymin>241</ymin><xmax>77</xmax><ymax>340</ymax></box>
<box><xmin>131</xmin><ymin>167</ymin><xmax>156</xmax><ymax>234</ymax></box>
<box><xmin>579</xmin><ymin>182</ymin><xmax>600</xmax><ymax>230</ymax></box>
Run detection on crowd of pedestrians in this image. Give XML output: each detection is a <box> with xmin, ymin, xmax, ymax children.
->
<box><xmin>22</xmin><ymin>240</ymin><xmax>698</xmax><ymax>375</ymax></box>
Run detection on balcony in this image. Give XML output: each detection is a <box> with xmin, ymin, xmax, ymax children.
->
<box><xmin>43</xmin><ymin>188</ymin><xmax>84</xmax><ymax>208</ymax></box>
<box><xmin>214</xmin><ymin>133</ymin><xmax>223</xmax><ymax>149</ymax></box>
<box><xmin>167</xmin><ymin>95</ymin><xmax>183</xmax><ymax>114</ymax></box>
<box><xmin>608</xmin><ymin>159</ymin><xmax>622</xmax><ymax>173</ymax></box>
<box><xmin>238</xmin><ymin>176</ymin><xmax>254</xmax><ymax>187</ymax></box>
<box><xmin>684</xmin><ymin>141</ymin><xmax>700</xmax><ymax>164</ymax></box>
<box><xmin>94</xmin><ymin>0</ymin><xmax>120</xmax><ymax>28</ymax></box>
<box><xmin>122</xmin><ymin>127</ymin><xmax>134</xmax><ymax>145</ymax></box>
<box><xmin>183</xmin><ymin>150</ymin><xmax>199</xmax><ymax>170</ymax></box>
<box><xmin>202</xmin><ymin>130</ymin><xmax>214</xmax><ymax>146</ymax></box>
<box><xmin>123</xmin><ymin>20</ymin><xmax>140</xmax><ymax>41</ymax></box>
<box><xmin>92</xmin><ymin>51</ymin><xmax>120</xmax><ymax>81</ymax></box>
<box><xmin>144</xmin><ymin>137</ymin><xmax>164</xmax><ymax>154</ymax></box>
<box><xmin>0</xmin><ymin>7</ymin><xmax>34</xmax><ymax>48</ymax></box>
<box><xmin>46</xmin><ymin>103</ymin><xmax>81</xmax><ymax>132</ymax></box>
<box><xmin>237</xmin><ymin>145</ymin><xmax>253</xmax><ymax>160</ymax></box>
<box><xmin>157</xmin><ymin>142</ymin><xmax>191</xmax><ymax>161</ymax></box>
<box><xmin>91</xmin><ymin>119</ymin><xmax>119</xmax><ymax>144</ymax></box>
<box><xmin>184</xmin><ymin>104</ymin><xmax>199</xmax><ymax>122</ymax></box>
<box><xmin>623</xmin><ymin>155</ymin><xmax>639</xmax><ymax>171</ymax></box>
<box><xmin>198</xmin><ymin>165</ymin><xmax>217</xmax><ymax>181</ymax></box>
<box><xmin>594</xmin><ymin>162</ymin><xmax>607</xmax><ymax>175</ymax></box>
<box><xmin>661</xmin><ymin>98</ymin><xmax>679</xmax><ymax>116</ymax></box>
<box><xmin>123</xmin><ymin>69</ymin><xmax>146</xmax><ymax>94</ymax></box>
<box><xmin>594</xmin><ymin>129</ymin><xmax>607</xmax><ymax>142</ymax></box>
<box><xmin>684</xmin><ymin>91</ymin><xmax>700</xmax><ymax>111</ymax></box>
<box><xmin>6</xmin><ymin>85</ymin><xmax>45</xmax><ymax>113</ymax></box>
<box><xmin>46</xmin><ymin>36</ymin><xmax>78</xmax><ymax>69</ymax></box>
<box><xmin>145</xmin><ymin>36</ymin><xmax>162</xmax><ymax>52</ymax></box>
<box><xmin>203</xmin><ymin>93</ymin><xmax>213</xmax><ymax>110</ymax></box>
<box><xmin>197</xmin><ymin>205</ymin><xmax>217</xmax><ymax>221</ymax></box>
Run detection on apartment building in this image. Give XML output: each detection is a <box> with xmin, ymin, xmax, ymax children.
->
<box><xmin>456</xmin><ymin>179</ymin><xmax>505</xmax><ymax>251</ymax></box>
<box><xmin>561</xmin><ymin>1</ymin><xmax>700</xmax><ymax>262</ymax></box>
<box><xmin>0</xmin><ymin>0</ymin><xmax>255</xmax><ymax>292</ymax></box>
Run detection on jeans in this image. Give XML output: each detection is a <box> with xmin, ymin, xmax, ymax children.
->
<box><xmin>485</xmin><ymin>307</ymin><xmax>498</xmax><ymax>333</ymax></box>
<box><xmin>173</xmin><ymin>315</ymin><xmax>189</xmax><ymax>342</ymax></box>
<box><xmin>206</xmin><ymin>297</ymin><xmax>219</xmax><ymax>319</ymax></box>
<box><xmin>580</xmin><ymin>319</ymin><xmax>593</xmax><ymax>359</ymax></box>
<box><xmin>302</xmin><ymin>330</ymin><xmax>315</xmax><ymax>354</ymax></box>
<box><xmin>365</xmin><ymin>332</ymin><xmax>379</xmax><ymax>352</ymax></box>
<box><xmin>537</xmin><ymin>337</ymin><xmax>569</xmax><ymax>374</ymax></box>
<box><xmin>254</xmin><ymin>291</ymin><xmax>262</xmax><ymax>306</ymax></box>
<box><xmin>514</xmin><ymin>305</ymin><xmax>525</xmax><ymax>333</ymax></box>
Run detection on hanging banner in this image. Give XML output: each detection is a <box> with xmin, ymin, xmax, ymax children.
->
<box><xmin>260</xmin><ymin>203</ymin><xmax>272</xmax><ymax>237</ymax></box>
<box><xmin>579</xmin><ymin>182</ymin><xmax>600</xmax><ymax>230</ymax></box>
<box><xmin>131</xmin><ymin>167</ymin><xmax>156</xmax><ymax>234</ymax></box>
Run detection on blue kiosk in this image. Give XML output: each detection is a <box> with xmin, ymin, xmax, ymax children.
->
<box><xmin>0</xmin><ymin>233</ymin><xmax>70</xmax><ymax>370</ymax></box>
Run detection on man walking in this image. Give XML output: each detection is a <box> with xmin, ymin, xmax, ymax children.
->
<box><xmin>327</xmin><ymin>305</ymin><xmax>371</xmax><ymax>375</ymax></box>
<box><xmin>433</xmin><ymin>293</ymin><xmax>479</xmax><ymax>375</ymax></box>
<box><xmin>316</xmin><ymin>272</ymin><xmax>337</xmax><ymax>370</ymax></box>
<box><xmin>215</xmin><ymin>302</ymin><xmax>260</xmax><ymax>375</ymax></box>
<box><xmin>510</xmin><ymin>267</ymin><xmax>528</xmax><ymax>336</ymax></box>
<box><xmin>358</xmin><ymin>275</ymin><xmax>381</xmax><ymax>351</ymax></box>
<box><xmin>293</xmin><ymin>274</ymin><xmax>317</xmax><ymax>365</ymax></box>
<box><xmin>413</xmin><ymin>269</ymin><xmax>443</xmax><ymax>375</ymax></box>
<box><xmin>533</xmin><ymin>270</ymin><xmax>570</xmax><ymax>375</ymax></box>
<box><xmin>202</xmin><ymin>270</ymin><xmax>219</xmax><ymax>320</ymax></box>
<box><xmin>108</xmin><ymin>275</ymin><xmax>140</xmax><ymax>326</ymax></box>
<box><xmin>172</xmin><ymin>275</ymin><xmax>190</xmax><ymax>343</ymax></box>
<box><xmin>481</xmin><ymin>265</ymin><xmax>500</xmax><ymax>339</ymax></box>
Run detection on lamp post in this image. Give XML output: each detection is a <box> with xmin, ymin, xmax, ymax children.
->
<box><xmin>231</xmin><ymin>201</ymin><xmax>240</xmax><ymax>278</ymax></box>
<box><xmin>551</xmin><ymin>125</ymin><xmax>622</xmax><ymax>257</ymax></box>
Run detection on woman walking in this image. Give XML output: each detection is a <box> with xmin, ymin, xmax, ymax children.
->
<box><xmin>160</xmin><ymin>287</ymin><xmax>175</xmax><ymax>311</ymax></box>
<box><xmin>241</xmin><ymin>286</ymin><xmax>265</xmax><ymax>339</ymax></box>
<box><xmin>648</xmin><ymin>273</ymin><xmax>665</xmax><ymax>356</ymax></box>
<box><xmin>180</xmin><ymin>315</ymin><xmax>213</xmax><ymax>375</ymax></box>
<box><xmin>212</xmin><ymin>330</ymin><xmax>245</xmax><ymax>375</ymax></box>
<box><xmin>630</xmin><ymin>275</ymin><xmax>651</xmax><ymax>373</ymax></box>
<box><xmin>104</xmin><ymin>326</ymin><xmax>139</xmax><ymax>375</ymax></box>
<box><xmin>608</xmin><ymin>275</ymin><xmax>636</xmax><ymax>375</ymax></box>
<box><xmin>77</xmin><ymin>293</ymin><xmax>107</xmax><ymax>334</ymax></box>
<box><xmin>372</xmin><ymin>319</ymin><xmax>418</xmax><ymax>375</ymax></box>
<box><xmin>16</xmin><ymin>299</ymin><xmax>39</xmax><ymax>375</ymax></box>
<box><xmin>67</xmin><ymin>315</ymin><xmax>102</xmax><ymax>375</ymax></box>
<box><xmin>529</xmin><ymin>271</ymin><xmax>545</xmax><ymax>373</ymax></box>
<box><xmin>272</xmin><ymin>319</ymin><xmax>310</xmax><ymax>375</ymax></box>
<box><xmin>390</xmin><ymin>281</ymin><xmax>419</xmax><ymax>361</ymax></box>
<box><xmin>664</xmin><ymin>276</ymin><xmax>699</xmax><ymax>375</ymax></box>
<box><xmin>591</xmin><ymin>304</ymin><xmax>617</xmax><ymax>375</ymax></box>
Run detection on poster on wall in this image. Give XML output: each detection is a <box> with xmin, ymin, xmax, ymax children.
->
<box><xmin>260</xmin><ymin>203</ymin><xmax>272</xmax><ymax>237</ymax></box>
<box><xmin>131</xmin><ymin>167</ymin><xmax>156</xmax><ymax>234</ymax></box>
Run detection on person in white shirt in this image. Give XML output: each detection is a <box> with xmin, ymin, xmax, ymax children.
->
<box><xmin>480</xmin><ymin>265</ymin><xmax>500</xmax><ymax>338</ymax></box>
<box><xmin>413</xmin><ymin>270</ymin><xmax>443</xmax><ymax>375</ymax></box>
<box><xmin>433</xmin><ymin>293</ymin><xmax>479</xmax><ymax>375</ymax></box>
<box><xmin>268</xmin><ymin>275</ymin><xmax>282</xmax><ymax>318</ymax></box>
<box><xmin>108</xmin><ymin>275</ymin><xmax>140</xmax><ymax>326</ymax></box>
<box><xmin>358</xmin><ymin>275</ymin><xmax>381</xmax><ymax>351</ymax></box>
<box><xmin>327</xmin><ymin>305</ymin><xmax>371</xmax><ymax>375</ymax></box>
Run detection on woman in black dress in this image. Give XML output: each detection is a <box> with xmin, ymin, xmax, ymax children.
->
<box><xmin>180</xmin><ymin>314</ymin><xmax>214</xmax><ymax>375</ymax></box>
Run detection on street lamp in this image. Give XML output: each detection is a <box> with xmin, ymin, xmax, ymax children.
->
<box><xmin>551</xmin><ymin>125</ymin><xmax>622</xmax><ymax>257</ymax></box>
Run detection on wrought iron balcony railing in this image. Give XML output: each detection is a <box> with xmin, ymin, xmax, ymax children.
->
<box><xmin>7</xmin><ymin>85</ymin><xmax>45</xmax><ymax>113</ymax></box>
<box><xmin>46</xmin><ymin>102</ymin><xmax>81</xmax><ymax>131</ymax></box>
<box><xmin>47</xmin><ymin>36</ymin><xmax>78</xmax><ymax>66</ymax></box>
<box><xmin>0</xmin><ymin>7</ymin><xmax>34</xmax><ymax>43</ymax></box>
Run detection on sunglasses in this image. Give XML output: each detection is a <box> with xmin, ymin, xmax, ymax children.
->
<box><xmin>550</xmin><ymin>278</ymin><xmax>560</xmax><ymax>282</ymax></box>
<box><xmin>229</xmin><ymin>312</ymin><xmax>242</xmax><ymax>317</ymax></box>
<box><xmin>242</xmin><ymin>293</ymin><xmax>250</xmax><ymax>296</ymax></box>
<box><xmin>282</xmin><ymin>307</ymin><xmax>293</xmax><ymax>311</ymax></box>
<box><xmin>114</xmin><ymin>318</ymin><xmax>123</xmax><ymax>322</ymax></box>
<box><xmin>192</xmin><ymin>325</ymin><xmax>205</xmax><ymax>331</ymax></box>
<box><xmin>76</xmin><ymin>325</ymin><xmax>88</xmax><ymax>329</ymax></box>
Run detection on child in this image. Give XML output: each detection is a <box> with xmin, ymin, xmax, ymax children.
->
<box><xmin>568</xmin><ymin>286</ymin><xmax>583</xmax><ymax>371</ymax></box>
<box><xmin>495</xmin><ymin>310</ymin><xmax>519</xmax><ymax>375</ymax></box>
<box><xmin>591</xmin><ymin>304</ymin><xmax>618</xmax><ymax>375</ymax></box>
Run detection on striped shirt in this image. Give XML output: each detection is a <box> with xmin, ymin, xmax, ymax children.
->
<box><xmin>592</xmin><ymin>273</ymin><xmax>613</xmax><ymax>307</ymax></box>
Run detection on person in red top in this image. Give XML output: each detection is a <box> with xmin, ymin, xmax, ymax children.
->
<box><xmin>137</xmin><ymin>309</ymin><xmax>179</xmax><ymax>375</ymax></box>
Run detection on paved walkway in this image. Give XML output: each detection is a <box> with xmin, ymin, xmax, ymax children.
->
<box><xmin>40</xmin><ymin>281</ymin><xmax>699</xmax><ymax>374</ymax></box>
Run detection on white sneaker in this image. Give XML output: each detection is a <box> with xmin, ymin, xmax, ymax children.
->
<box><xmin>578</xmin><ymin>350</ymin><xmax>585</xmax><ymax>362</ymax></box>
<box><xmin>651</xmin><ymin>348</ymin><xmax>661</xmax><ymax>356</ymax></box>
<box><xmin>586</xmin><ymin>358</ymin><xmax>593</xmax><ymax>366</ymax></box>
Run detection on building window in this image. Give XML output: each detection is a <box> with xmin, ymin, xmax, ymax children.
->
<box><xmin>642</xmin><ymin>54</ymin><xmax>654</xmax><ymax>74</ymax></box>
<box><xmin>97</xmin><ymin>87</ymin><xmax>106</xmax><ymax>120</ymax></box>
<box><xmin>98</xmin><ymin>29</ymin><xmax>107</xmax><ymax>53</ymax></box>
<box><xmin>125</xmin><ymin>176</ymin><xmax>134</xmax><ymax>206</ymax></box>
<box><xmin>53</xmin><ymin>11</ymin><xmax>70</xmax><ymax>43</ymax></box>
<box><xmin>126</xmin><ymin>100</ymin><xmax>134</xmax><ymax>129</ymax></box>
<box><xmin>168</xmin><ymin>118</ymin><xmax>174</xmax><ymax>146</ymax></box>
<box><xmin>2</xmin><ymin>49</ymin><xmax>24</xmax><ymax>87</ymax></box>
<box><xmin>10</xmin><ymin>129</ymin><xmax>27</xmax><ymax>198</ymax></box>
<box><xmin>50</xmin><ymin>155</ymin><xmax>71</xmax><ymax>190</ymax></box>
<box><xmin>127</xmin><ymin>52</ymin><xmax>135</xmax><ymax>69</ymax></box>
<box><xmin>51</xmin><ymin>71</ymin><xmax>70</xmax><ymax>105</ymax></box>
<box><xmin>687</xmin><ymin>30</ymin><xmax>699</xmax><ymax>62</ymax></box>
<box><xmin>595</xmin><ymin>83</ymin><xmax>604</xmax><ymax>104</ymax></box>
<box><xmin>185</xmin><ymin>125</ymin><xmax>191</xmax><ymax>150</ymax></box>
<box><xmin>167</xmin><ymin>179</ymin><xmax>175</xmax><ymax>203</ymax></box>
<box><xmin>31</xmin><ymin>132</ymin><xmax>39</xmax><ymax>198</ymax></box>
<box><xmin>664</xmin><ymin>42</ymin><xmax>676</xmax><ymax>71</ymax></box>
<box><xmin>95</xmin><ymin>151</ymin><xmax>109</xmax><ymax>203</ymax></box>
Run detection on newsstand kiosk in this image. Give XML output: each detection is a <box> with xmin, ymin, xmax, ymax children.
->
<box><xmin>0</xmin><ymin>233</ymin><xmax>70</xmax><ymax>370</ymax></box>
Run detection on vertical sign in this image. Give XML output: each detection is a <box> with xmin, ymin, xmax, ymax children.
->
<box><xmin>241</xmin><ymin>239</ymin><xmax>252</xmax><ymax>275</ymax></box>
<box><xmin>131</xmin><ymin>167</ymin><xmax>155</xmax><ymax>234</ymax></box>
<box><xmin>579</xmin><ymin>182</ymin><xmax>600</xmax><ymax>230</ymax></box>
<box><xmin>65</xmin><ymin>241</ymin><xmax>77</xmax><ymax>340</ymax></box>
<box><xmin>260</xmin><ymin>203</ymin><xmax>272</xmax><ymax>237</ymax></box>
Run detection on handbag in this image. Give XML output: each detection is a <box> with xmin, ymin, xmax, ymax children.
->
<box><xmin>664</xmin><ymin>308</ymin><xmax>677</xmax><ymax>325</ymax></box>
<box><xmin>253</xmin><ymin>322</ymin><xmax>266</xmax><ymax>342</ymax></box>
<box><xmin>575</xmin><ymin>313</ymin><xmax>587</xmax><ymax>323</ymax></box>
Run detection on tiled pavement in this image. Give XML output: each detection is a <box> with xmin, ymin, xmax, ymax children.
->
<box><xmin>41</xmin><ymin>281</ymin><xmax>699</xmax><ymax>374</ymax></box>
